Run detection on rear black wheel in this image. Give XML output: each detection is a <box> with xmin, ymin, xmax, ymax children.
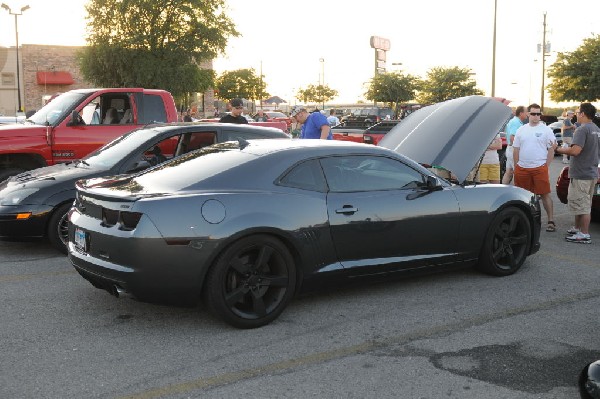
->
<box><xmin>477</xmin><ymin>207</ymin><xmax>531</xmax><ymax>276</ymax></box>
<box><xmin>47</xmin><ymin>203</ymin><xmax>72</xmax><ymax>255</ymax></box>
<box><xmin>204</xmin><ymin>235</ymin><xmax>296</xmax><ymax>329</ymax></box>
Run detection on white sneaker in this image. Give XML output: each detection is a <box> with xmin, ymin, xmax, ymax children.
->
<box><xmin>566</xmin><ymin>227</ymin><xmax>580</xmax><ymax>235</ymax></box>
<box><xmin>565</xmin><ymin>232</ymin><xmax>591</xmax><ymax>244</ymax></box>
<box><xmin>562</xmin><ymin>159</ymin><xmax>569</xmax><ymax>164</ymax></box>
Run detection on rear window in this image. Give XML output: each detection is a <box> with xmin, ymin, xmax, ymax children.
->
<box><xmin>140</xmin><ymin>94</ymin><xmax>167</xmax><ymax>124</ymax></box>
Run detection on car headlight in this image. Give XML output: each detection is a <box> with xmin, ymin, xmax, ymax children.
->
<box><xmin>0</xmin><ymin>188</ymin><xmax>40</xmax><ymax>205</ymax></box>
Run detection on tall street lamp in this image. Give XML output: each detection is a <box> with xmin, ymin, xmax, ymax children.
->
<box><xmin>319</xmin><ymin>58</ymin><xmax>325</xmax><ymax>110</ymax></box>
<box><xmin>1</xmin><ymin>3</ymin><xmax>30</xmax><ymax>114</ymax></box>
<box><xmin>491</xmin><ymin>0</ymin><xmax>497</xmax><ymax>97</ymax></box>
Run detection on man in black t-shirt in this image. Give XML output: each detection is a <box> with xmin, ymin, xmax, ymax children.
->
<box><xmin>219</xmin><ymin>98</ymin><xmax>248</xmax><ymax>124</ymax></box>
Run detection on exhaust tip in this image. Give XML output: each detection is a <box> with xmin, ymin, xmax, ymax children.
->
<box><xmin>110</xmin><ymin>285</ymin><xmax>133</xmax><ymax>299</ymax></box>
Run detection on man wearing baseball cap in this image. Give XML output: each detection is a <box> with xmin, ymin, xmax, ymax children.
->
<box><xmin>290</xmin><ymin>106</ymin><xmax>332</xmax><ymax>140</ymax></box>
<box><xmin>219</xmin><ymin>98</ymin><xmax>248</xmax><ymax>124</ymax></box>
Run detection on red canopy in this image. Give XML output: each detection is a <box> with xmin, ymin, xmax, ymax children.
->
<box><xmin>36</xmin><ymin>71</ymin><xmax>74</xmax><ymax>85</ymax></box>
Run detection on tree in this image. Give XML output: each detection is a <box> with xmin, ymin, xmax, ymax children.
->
<box><xmin>417</xmin><ymin>66</ymin><xmax>483</xmax><ymax>103</ymax></box>
<box><xmin>547</xmin><ymin>34</ymin><xmax>600</xmax><ymax>102</ymax></box>
<box><xmin>364</xmin><ymin>72</ymin><xmax>420</xmax><ymax>118</ymax></box>
<box><xmin>79</xmin><ymin>0</ymin><xmax>239</xmax><ymax>98</ymax></box>
<box><xmin>295</xmin><ymin>84</ymin><xmax>338</xmax><ymax>106</ymax></box>
<box><xmin>215</xmin><ymin>69</ymin><xmax>269</xmax><ymax>104</ymax></box>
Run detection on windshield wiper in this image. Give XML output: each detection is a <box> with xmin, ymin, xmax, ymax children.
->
<box><xmin>76</xmin><ymin>159</ymin><xmax>90</xmax><ymax>167</ymax></box>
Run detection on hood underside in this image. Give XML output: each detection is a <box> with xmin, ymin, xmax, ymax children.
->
<box><xmin>379</xmin><ymin>96</ymin><xmax>512</xmax><ymax>183</ymax></box>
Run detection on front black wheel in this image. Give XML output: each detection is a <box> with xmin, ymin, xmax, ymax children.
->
<box><xmin>47</xmin><ymin>203</ymin><xmax>72</xmax><ymax>255</ymax></box>
<box><xmin>204</xmin><ymin>235</ymin><xmax>296</xmax><ymax>329</ymax></box>
<box><xmin>477</xmin><ymin>207</ymin><xmax>531</xmax><ymax>276</ymax></box>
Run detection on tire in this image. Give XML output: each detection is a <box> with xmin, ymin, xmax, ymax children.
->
<box><xmin>204</xmin><ymin>235</ymin><xmax>296</xmax><ymax>329</ymax></box>
<box><xmin>477</xmin><ymin>207</ymin><xmax>531</xmax><ymax>276</ymax></box>
<box><xmin>592</xmin><ymin>210</ymin><xmax>600</xmax><ymax>223</ymax></box>
<box><xmin>0</xmin><ymin>168</ymin><xmax>26</xmax><ymax>183</ymax></box>
<box><xmin>47</xmin><ymin>203</ymin><xmax>73</xmax><ymax>255</ymax></box>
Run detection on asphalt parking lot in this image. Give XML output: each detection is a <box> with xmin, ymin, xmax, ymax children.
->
<box><xmin>1</xmin><ymin>155</ymin><xmax>599</xmax><ymax>399</ymax></box>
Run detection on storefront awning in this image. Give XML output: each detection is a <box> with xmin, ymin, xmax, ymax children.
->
<box><xmin>36</xmin><ymin>71</ymin><xmax>74</xmax><ymax>85</ymax></box>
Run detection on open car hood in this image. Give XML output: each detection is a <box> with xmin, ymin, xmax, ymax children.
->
<box><xmin>379</xmin><ymin>96</ymin><xmax>512</xmax><ymax>183</ymax></box>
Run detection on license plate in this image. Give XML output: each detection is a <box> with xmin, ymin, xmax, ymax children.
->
<box><xmin>74</xmin><ymin>228</ymin><xmax>87</xmax><ymax>252</ymax></box>
<box><xmin>596</xmin><ymin>184</ymin><xmax>600</xmax><ymax>196</ymax></box>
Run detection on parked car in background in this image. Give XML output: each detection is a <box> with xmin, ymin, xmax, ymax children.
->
<box><xmin>0</xmin><ymin>123</ymin><xmax>290</xmax><ymax>254</ymax></box>
<box><xmin>363</xmin><ymin>120</ymin><xmax>402</xmax><ymax>145</ymax></box>
<box><xmin>0</xmin><ymin>115</ymin><xmax>26</xmax><ymax>125</ymax></box>
<box><xmin>0</xmin><ymin>88</ymin><xmax>178</xmax><ymax>182</ymax></box>
<box><xmin>261</xmin><ymin>111</ymin><xmax>293</xmax><ymax>131</ymax></box>
<box><xmin>67</xmin><ymin>95</ymin><xmax>540</xmax><ymax>329</ymax></box>
<box><xmin>555</xmin><ymin>163</ymin><xmax>600</xmax><ymax>221</ymax></box>
<box><xmin>344</xmin><ymin>107</ymin><xmax>393</xmax><ymax>128</ymax></box>
<box><xmin>330</xmin><ymin>124</ymin><xmax>365</xmax><ymax>143</ymax></box>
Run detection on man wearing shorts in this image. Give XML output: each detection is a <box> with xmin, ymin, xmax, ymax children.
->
<box><xmin>555</xmin><ymin>102</ymin><xmax>600</xmax><ymax>243</ymax></box>
<box><xmin>513</xmin><ymin>104</ymin><xmax>557</xmax><ymax>232</ymax></box>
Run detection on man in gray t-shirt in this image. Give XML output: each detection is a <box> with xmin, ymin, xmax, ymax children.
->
<box><xmin>556</xmin><ymin>102</ymin><xmax>600</xmax><ymax>243</ymax></box>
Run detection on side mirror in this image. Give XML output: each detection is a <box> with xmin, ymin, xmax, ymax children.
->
<box><xmin>426</xmin><ymin>175</ymin><xmax>443</xmax><ymax>191</ymax></box>
<box><xmin>579</xmin><ymin>360</ymin><xmax>600</xmax><ymax>399</ymax></box>
<box><xmin>67</xmin><ymin>110</ymin><xmax>82</xmax><ymax>126</ymax></box>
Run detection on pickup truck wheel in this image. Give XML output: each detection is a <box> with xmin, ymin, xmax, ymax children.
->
<box><xmin>0</xmin><ymin>168</ymin><xmax>25</xmax><ymax>183</ymax></box>
<box><xmin>47</xmin><ymin>203</ymin><xmax>72</xmax><ymax>255</ymax></box>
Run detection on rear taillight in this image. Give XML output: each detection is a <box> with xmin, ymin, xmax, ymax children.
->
<box><xmin>119</xmin><ymin>211</ymin><xmax>143</xmax><ymax>231</ymax></box>
<box><xmin>102</xmin><ymin>208</ymin><xmax>119</xmax><ymax>226</ymax></box>
<box><xmin>101</xmin><ymin>207</ymin><xmax>142</xmax><ymax>230</ymax></box>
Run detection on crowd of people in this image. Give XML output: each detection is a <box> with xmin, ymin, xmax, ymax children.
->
<box><xmin>496</xmin><ymin>102</ymin><xmax>599</xmax><ymax>244</ymax></box>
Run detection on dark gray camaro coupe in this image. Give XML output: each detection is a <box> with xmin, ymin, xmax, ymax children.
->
<box><xmin>68</xmin><ymin>96</ymin><xmax>541</xmax><ymax>328</ymax></box>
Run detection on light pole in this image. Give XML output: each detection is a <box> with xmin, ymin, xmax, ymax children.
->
<box><xmin>319</xmin><ymin>58</ymin><xmax>325</xmax><ymax>110</ymax></box>
<box><xmin>1</xmin><ymin>3</ymin><xmax>30</xmax><ymax>114</ymax></box>
<box><xmin>491</xmin><ymin>0</ymin><xmax>497</xmax><ymax>97</ymax></box>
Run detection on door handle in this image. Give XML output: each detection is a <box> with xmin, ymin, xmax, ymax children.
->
<box><xmin>335</xmin><ymin>206</ymin><xmax>358</xmax><ymax>215</ymax></box>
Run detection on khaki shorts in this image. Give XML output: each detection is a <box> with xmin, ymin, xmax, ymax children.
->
<box><xmin>567</xmin><ymin>179</ymin><xmax>596</xmax><ymax>215</ymax></box>
<box><xmin>479</xmin><ymin>163</ymin><xmax>500</xmax><ymax>182</ymax></box>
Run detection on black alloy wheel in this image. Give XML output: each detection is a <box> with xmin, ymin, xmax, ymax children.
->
<box><xmin>478</xmin><ymin>207</ymin><xmax>531</xmax><ymax>276</ymax></box>
<box><xmin>204</xmin><ymin>235</ymin><xmax>296</xmax><ymax>329</ymax></box>
<box><xmin>47</xmin><ymin>203</ymin><xmax>72</xmax><ymax>255</ymax></box>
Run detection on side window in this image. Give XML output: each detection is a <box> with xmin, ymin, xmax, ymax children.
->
<box><xmin>222</xmin><ymin>130</ymin><xmax>262</xmax><ymax>141</ymax></box>
<box><xmin>140</xmin><ymin>94</ymin><xmax>167</xmax><ymax>124</ymax></box>
<box><xmin>174</xmin><ymin>132</ymin><xmax>216</xmax><ymax>157</ymax></box>
<box><xmin>278</xmin><ymin>159</ymin><xmax>327</xmax><ymax>192</ymax></box>
<box><xmin>320</xmin><ymin>155</ymin><xmax>426</xmax><ymax>192</ymax></box>
<box><xmin>80</xmin><ymin>97</ymin><xmax>100</xmax><ymax>125</ymax></box>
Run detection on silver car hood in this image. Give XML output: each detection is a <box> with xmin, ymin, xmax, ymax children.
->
<box><xmin>379</xmin><ymin>96</ymin><xmax>512</xmax><ymax>183</ymax></box>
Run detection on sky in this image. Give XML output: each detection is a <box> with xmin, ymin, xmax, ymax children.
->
<box><xmin>1</xmin><ymin>0</ymin><xmax>599</xmax><ymax>107</ymax></box>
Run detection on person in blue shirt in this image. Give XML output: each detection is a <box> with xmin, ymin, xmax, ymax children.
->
<box><xmin>501</xmin><ymin>105</ymin><xmax>527</xmax><ymax>184</ymax></box>
<box><xmin>290</xmin><ymin>106</ymin><xmax>332</xmax><ymax>139</ymax></box>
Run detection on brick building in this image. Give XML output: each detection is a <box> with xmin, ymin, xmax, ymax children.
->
<box><xmin>0</xmin><ymin>44</ymin><xmax>215</xmax><ymax>117</ymax></box>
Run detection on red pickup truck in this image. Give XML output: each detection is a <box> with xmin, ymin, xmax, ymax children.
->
<box><xmin>0</xmin><ymin>88</ymin><xmax>177</xmax><ymax>182</ymax></box>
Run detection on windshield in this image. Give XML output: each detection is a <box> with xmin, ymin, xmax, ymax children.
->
<box><xmin>28</xmin><ymin>92</ymin><xmax>89</xmax><ymax>126</ymax></box>
<box><xmin>83</xmin><ymin>127</ymin><xmax>160</xmax><ymax>168</ymax></box>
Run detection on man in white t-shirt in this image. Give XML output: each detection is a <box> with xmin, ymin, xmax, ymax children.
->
<box><xmin>513</xmin><ymin>103</ymin><xmax>558</xmax><ymax>232</ymax></box>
